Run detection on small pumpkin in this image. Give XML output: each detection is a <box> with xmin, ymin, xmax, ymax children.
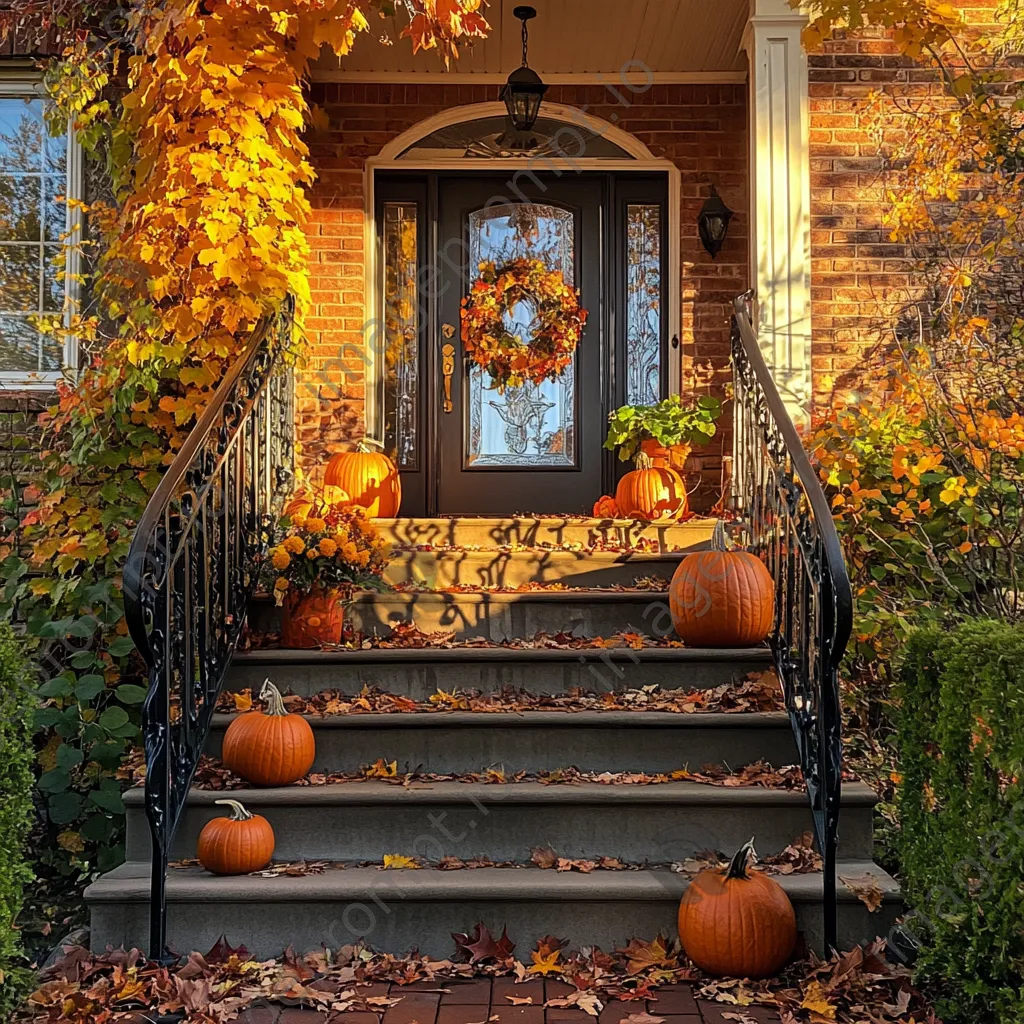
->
<box><xmin>678</xmin><ymin>839</ymin><xmax>797</xmax><ymax>978</ymax></box>
<box><xmin>669</xmin><ymin>549</ymin><xmax>774</xmax><ymax>647</ymax></box>
<box><xmin>614</xmin><ymin>452</ymin><xmax>688</xmax><ymax>521</ymax></box>
<box><xmin>323</xmin><ymin>442</ymin><xmax>401</xmax><ymax>517</ymax></box>
<box><xmin>197</xmin><ymin>799</ymin><xmax>275</xmax><ymax>875</ymax></box>
<box><xmin>592</xmin><ymin>494</ymin><xmax>619</xmax><ymax>519</ymax></box>
<box><xmin>221</xmin><ymin>679</ymin><xmax>316</xmax><ymax>786</ymax></box>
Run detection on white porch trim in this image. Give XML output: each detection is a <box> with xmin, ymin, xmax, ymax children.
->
<box><xmin>742</xmin><ymin>0</ymin><xmax>812</xmax><ymax>422</ymax></box>
<box><xmin>362</xmin><ymin>102</ymin><xmax>683</xmax><ymax>446</ymax></box>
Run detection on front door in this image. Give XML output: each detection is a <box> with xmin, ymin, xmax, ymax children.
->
<box><xmin>436</xmin><ymin>176</ymin><xmax>605</xmax><ymax>515</ymax></box>
<box><xmin>373</xmin><ymin>171</ymin><xmax>669</xmax><ymax>517</ymax></box>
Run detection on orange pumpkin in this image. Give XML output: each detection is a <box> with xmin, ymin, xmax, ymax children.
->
<box><xmin>615</xmin><ymin>453</ymin><xmax>688</xmax><ymax>521</ymax></box>
<box><xmin>669</xmin><ymin>550</ymin><xmax>774</xmax><ymax>647</ymax></box>
<box><xmin>678</xmin><ymin>839</ymin><xmax>797</xmax><ymax>978</ymax></box>
<box><xmin>221</xmin><ymin>679</ymin><xmax>315</xmax><ymax>786</ymax></box>
<box><xmin>323</xmin><ymin>443</ymin><xmax>401</xmax><ymax>517</ymax></box>
<box><xmin>197</xmin><ymin>799</ymin><xmax>275</xmax><ymax>875</ymax></box>
<box><xmin>283</xmin><ymin>493</ymin><xmax>315</xmax><ymax>520</ymax></box>
<box><xmin>592</xmin><ymin>495</ymin><xmax>619</xmax><ymax>519</ymax></box>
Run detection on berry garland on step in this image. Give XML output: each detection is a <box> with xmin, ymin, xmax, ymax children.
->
<box><xmin>460</xmin><ymin>257</ymin><xmax>587</xmax><ymax>392</ymax></box>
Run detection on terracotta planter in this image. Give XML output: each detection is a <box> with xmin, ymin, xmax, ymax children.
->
<box><xmin>281</xmin><ymin>587</ymin><xmax>346</xmax><ymax>648</ymax></box>
<box><xmin>640</xmin><ymin>438</ymin><xmax>672</xmax><ymax>468</ymax></box>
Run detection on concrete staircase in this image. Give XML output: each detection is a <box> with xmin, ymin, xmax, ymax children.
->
<box><xmin>86</xmin><ymin>517</ymin><xmax>900</xmax><ymax>960</ymax></box>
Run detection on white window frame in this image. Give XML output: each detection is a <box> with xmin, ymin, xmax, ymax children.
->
<box><xmin>0</xmin><ymin>70</ymin><xmax>83</xmax><ymax>390</ymax></box>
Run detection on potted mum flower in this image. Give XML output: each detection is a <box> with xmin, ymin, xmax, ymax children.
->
<box><xmin>267</xmin><ymin>492</ymin><xmax>392</xmax><ymax>648</ymax></box>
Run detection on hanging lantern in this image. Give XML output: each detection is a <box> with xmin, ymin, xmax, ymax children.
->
<box><xmin>500</xmin><ymin>6</ymin><xmax>547</xmax><ymax>132</ymax></box>
<box><xmin>698</xmin><ymin>186</ymin><xmax>734</xmax><ymax>259</ymax></box>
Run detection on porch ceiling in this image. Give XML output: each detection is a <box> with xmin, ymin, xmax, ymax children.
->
<box><xmin>312</xmin><ymin>0</ymin><xmax>749</xmax><ymax>81</ymax></box>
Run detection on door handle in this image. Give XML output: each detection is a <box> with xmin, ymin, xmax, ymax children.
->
<box><xmin>441</xmin><ymin>343</ymin><xmax>455</xmax><ymax>413</ymax></box>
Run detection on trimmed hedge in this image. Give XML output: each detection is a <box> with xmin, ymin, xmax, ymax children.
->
<box><xmin>0</xmin><ymin>620</ymin><xmax>35</xmax><ymax>1014</ymax></box>
<box><xmin>898</xmin><ymin>620</ymin><xmax>1024</xmax><ymax>1024</ymax></box>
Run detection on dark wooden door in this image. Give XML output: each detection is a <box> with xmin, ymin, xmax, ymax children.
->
<box><xmin>436</xmin><ymin>176</ymin><xmax>605</xmax><ymax>515</ymax></box>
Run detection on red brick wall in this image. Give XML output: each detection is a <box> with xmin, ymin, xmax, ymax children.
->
<box><xmin>805</xmin><ymin>4</ymin><xmax>1007</xmax><ymax>410</ymax></box>
<box><xmin>300</xmin><ymin>82</ymin><xmax>749</xmax><ymax>506</ymax></box>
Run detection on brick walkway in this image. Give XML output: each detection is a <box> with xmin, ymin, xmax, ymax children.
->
<box><xmin>237</xmin><ymin>979</ymin><xmax>780</xmax><ymax>1024</ymax></box>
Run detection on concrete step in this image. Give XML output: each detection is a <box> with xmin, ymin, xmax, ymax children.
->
<box><xmin>383</xmin><ymin>550</ymin><xmax>684</xmax><ymax>589</ymax></box>
<box><xmin>226</xmin><ymin>647</ymin><xmax>774</xmax><ymax>699</ymax></box>
<box><xmin>86</xmin><ymin>859</ymin><xmax>901</xmax><ymax>959</ymax></box>
<box><xmin>205</xmin><ymin>710</ymin><xmax>798</xmax><ymax>775</ymax></box>
<box><xmin>248</xmin><ymin>591</ymin><xmax>687</xmax><ymax>642</ymax></box>
<box><xmin>374</xmin><ymin>517</ymin><xmax>722</xmax><ymax>551</ymax></box>
<box><xmin>123</xmin><ymin>780</ymin><xmax>878</xmax><ymax>865</ymax></box>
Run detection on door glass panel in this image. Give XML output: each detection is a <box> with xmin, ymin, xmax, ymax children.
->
<box><xmin>626</xmin><ymin>203</ymin><xmax>662</xmax><ymax>406</ymax></box>
<box><xmin>382</xmin><ymin>202</ymin><xmax>419</xmax><ymax>469</ymax></box>
<box><xmin>466</xmin><ymin>204</ymin><xmax>576</xmax><ymax>469</ymax></box>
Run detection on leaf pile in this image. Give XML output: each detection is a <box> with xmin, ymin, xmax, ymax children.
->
<box><xmin>241</xmin><ymin>624</ymin><xmax>693</xmax><ymax>652</ymax></box>
<box><xmin>184</xmin><ymin>756</ymin><xmax>815</xmax><ymax>792</ymax></box>
<box><xmin>17</xmin><ymin>935</ymin><xmax>938</xmax><ymax>1024</ymax></box>
<box><xmin>216</xmin><ymin>672</ymin><xmax>783</xmax><ymax>717</ymax></box>
<box><xmin>391</xmin><ymin>576</ymin><xmax>671</xmax><ymax>594</ymax></box>
<box><xmin>167</xmin><ymin>834</ymin><xmax>823</xmax><ymax>879</ymax></box>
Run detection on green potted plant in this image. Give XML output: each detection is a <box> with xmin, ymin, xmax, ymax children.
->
<box><xmin>601</xmin><ymin>395</ymin><xmax>722</xmax><ymax>520</ymax></box>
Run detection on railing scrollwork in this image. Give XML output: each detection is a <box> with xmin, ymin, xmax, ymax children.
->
<box><xmin>729</xmin><ymin>291</ymin><xmax>853</xmax><ymax>954</ymax></box>
<box><xmin>123</xmin><ymin>298</ymin><xmax>295</xmax><ymax>959</ymax></box>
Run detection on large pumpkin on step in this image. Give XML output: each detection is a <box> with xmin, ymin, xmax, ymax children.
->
<box><xmin>197</xmin><ymin>799</ymin><xmax>275</xmax><ymax>875</ymax></box>
<box><xmin>324</xmin><ymin>444</ymin><xmax>401</xmax><ymax>517</ymax></box>
<box><xmin>221</xmin><ymin>679</ymin><xmax>315</xmax><ymax>786</ymax></box>
<box><xmin>669</xmin><ymin>550</ymin><xmax>774</xmax><ymax>646</ymax></box>
<box><xmin>615</xmin><ymin>454</ymin><xmax>688</xmax><ymax>521</ymax></box>
<box><xmin>678</xmin><ymin>839</ymin><xmax>796</xmax><ymax>978</ymax></box>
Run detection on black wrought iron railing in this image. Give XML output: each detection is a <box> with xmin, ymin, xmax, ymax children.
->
<box><xmin>729</xmin><ymin>291</ymin><xmax>853</xmax><ymax>953</ymax></box>
<box><xmin>123</xmin><ymin>298</ymin><xmax>295</xmax><ymax>959</ymax></box>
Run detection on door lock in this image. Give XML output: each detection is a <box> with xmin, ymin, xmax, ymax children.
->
<box><xmin>441</xmin><ymin>343</ymin><xmax>455</xmax><ymax>413</ymax></box>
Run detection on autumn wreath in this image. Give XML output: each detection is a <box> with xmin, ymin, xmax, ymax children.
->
<box><xmin>460</xmin><ymin>257</ymin><xmax>588</xmax><ymax>392</ymax></box>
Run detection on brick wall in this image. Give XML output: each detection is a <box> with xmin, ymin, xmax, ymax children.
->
<box><xmin>805</xmin><ymin>3</ymin><xmax>1008</xmax><ymax>410</ymax></box>
<box><xmin>301</xmin><ymin>82</ymin><xmax>749</xmax><ymax>506</ymax></box>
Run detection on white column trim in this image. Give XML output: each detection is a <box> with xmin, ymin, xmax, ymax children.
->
<box><xmin>742</xmin><ymin>0</ymin><xmax>812</xmax><ymax>422</ymax></box>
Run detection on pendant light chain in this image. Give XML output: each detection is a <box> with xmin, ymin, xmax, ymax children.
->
<box><xmin>521</xmin><ymin>14</ymin><xmax>529</xmax><ymax>67</ymax></box>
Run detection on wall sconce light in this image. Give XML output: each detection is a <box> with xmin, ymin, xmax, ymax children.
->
<box><xmin>698</xmin><ymin>186</ymin><xmax>734</xmax><ymax>259</ymax></box>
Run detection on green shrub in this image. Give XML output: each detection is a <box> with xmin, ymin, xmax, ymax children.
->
<box><xmin>898</xmin><ymin>620</ymin><xmax>1024</xmax><ymax>1024</ymax></box>
<box><xmin>0</xmin><ymin>621</ymin><xmax>36</xmax><ymax>1014</ymax></box>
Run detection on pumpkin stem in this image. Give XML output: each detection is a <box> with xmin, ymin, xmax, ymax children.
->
<box><xmin>259</xmin><ymin>678</ymin><xmax>287</xmax><ymax>717</ymax></box>
<box><xmin>215</xmin><ymin>799</ymin><xmax>253</xmax><ymax>821</ymax></box>
<box><xmin>635</xmin><ymin>450</ymin><xmax>653</xmax><ymax>470</ymax></box>
<box><xmin>725</xmin><ymin>838</ymin><xmax>757</xmax><ymax>880</ymax></box>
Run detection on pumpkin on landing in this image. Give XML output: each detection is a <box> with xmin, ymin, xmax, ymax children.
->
<box><xmin>614</xmin><ymin>453</ymin><xmax>688</xmax><ymax>521</ymax></box>
<box><xmin>197</xmin><ymin>799</ymin><xmax>275</xmax><ymax>875</ymax></box>
<box><xmin>678</xmin><ymin>839</ymin><xmax>796</xmax><ymax>978</ymax></box>
<box><xmin>221</xmin><ymin>679</ymin><xmax>315</xmax><ymax>786</ymax></box>
<box><xmin>323</xmin><ymin>443</ymin><xmax>401</xmax><ymax>517</ymax></box>
<box><xmin>669</xmin><ymin>549</ymin><xmax>774</xmax><ymax>647</ymax></box>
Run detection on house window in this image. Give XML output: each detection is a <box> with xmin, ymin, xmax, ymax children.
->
<box><xmin>0</xmin><ymin>81</ymin><xmax>81</xmax><ymax>385</ymax></box>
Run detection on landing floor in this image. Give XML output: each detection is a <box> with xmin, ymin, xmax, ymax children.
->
<box><xmin>234</xmin><ymin>979</ymin><xmax>780</xmax><ymax>1024</ymax></box>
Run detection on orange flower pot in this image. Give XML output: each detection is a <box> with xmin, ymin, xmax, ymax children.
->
<box><xmin>640</xmin><ymin>438</ymin><xmax>672</xmax><ymax>468</ymax></box>
<box><xmin>281</xmin><ymin>587</ymin><xmax>346</xmax><ymax>648</ymax></box>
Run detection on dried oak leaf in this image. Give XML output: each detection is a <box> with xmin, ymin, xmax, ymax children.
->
<box><xmin>620</xmin><ymin>1014</ymin><xmax>666</xmax><ymax>1024</ymax></box>
<box><xmin>617</xmin><ymin>935</ymin><xmax>679</xmax><ymax>978</ymax></box>
<box><xmin>204</xmin><ymin>934</ymin><xmax>250</xmax><ymax>964</ymax></box>
<box><xmin>530</xmin><ymin>846</ymin><xmax>558</xmax><ymax>869</ymax></box>
<box><xmin>452</xmin><ymin>922</ymin><xmax>516</xmax><ymax>963</ymax></box>
<box><xmin>839</xmin><ymin>872</ymin><xmax>885</xmax><ymax>912</ymax></box>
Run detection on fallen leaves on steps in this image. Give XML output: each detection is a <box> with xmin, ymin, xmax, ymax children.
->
<box><xmin>167</xmin><ymin>833</ymin><xmax>823</xmax><ymax>878</ymax></box>
<box><xmin>218</xmin><ymin>672</ymin><xmax>784</xmax><ymax>717</ymax></box>
<box><xmin>181</xmin><ymin>754</ymin><xmax>824</xmax><ymax>792</ymax></box>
